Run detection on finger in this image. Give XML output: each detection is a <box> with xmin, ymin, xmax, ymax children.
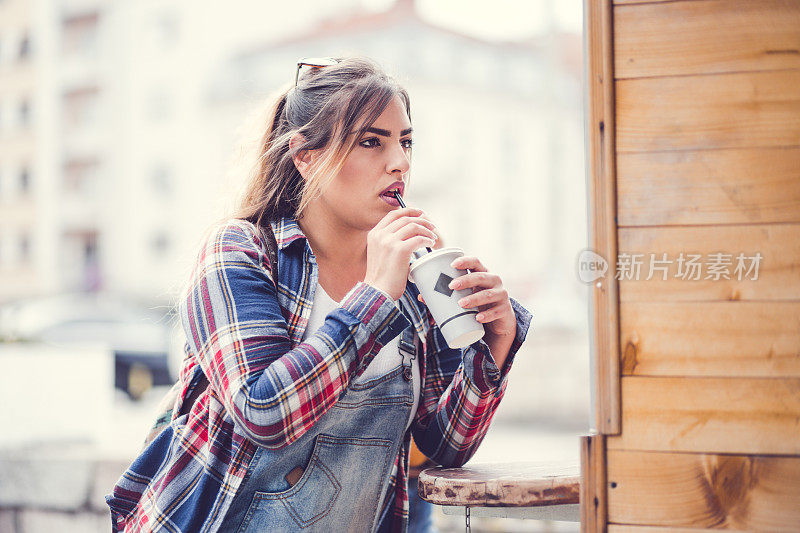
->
<box><xmin>450</xmin><ymin>255</ymin><xmax>487</xmax><ymax>272</ymax></box>
<box><xmin>426</xmin><ymin>224</ymin><xmax>445</xmax><ymax>249</ymax></box>
<box><xmin>385</xmin><ymin>215</ymin><xmax>437</xmax><ymax>236</ymax></box>
<box><xmin>417</xmin><ymin>212</ymin><xmax>439</xmax><ymax>228</ymax></box>
<box><xmin>394</xmin><ymin>223</ymin><xmax>437</xmax><ymax>242</ymax></box>
<box><xmin>457</xmin><ymin>287</ymin><xmax>508</xmax><ymax>309</ymax></box>
<box><xmin>474</xmin><ymin>303</ymin><xmax>512</xmax><ymax>323</ymax></box>
<box><xmin>402</xmin><ymin>235</ymin><xmax>436</xmax><ymax>253</ymax></box>
<box><xmin>448</xmin><ymin>271</ymin><xmax>501</xmax><ymax>291</ymax></box>
<box><xmin>373</xmin><ymin>207</ymin><xmax>423</xmax><ymax>231</ymax></box>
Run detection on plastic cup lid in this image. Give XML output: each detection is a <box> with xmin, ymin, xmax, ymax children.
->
<box><xmin>409</xmin><ymin>247</ymin><xmax>464</xmax><ymax>273</ymax></box>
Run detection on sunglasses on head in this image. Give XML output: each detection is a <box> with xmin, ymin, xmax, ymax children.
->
<box><xmin>295</xmin><ymin>57</ymin><xmax>340</xmax><ymax>87</ymax></box>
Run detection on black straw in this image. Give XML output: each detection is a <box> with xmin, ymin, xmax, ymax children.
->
<box><xmin>392</xmin><ymin>190</ymin><xmax>406</xmax><ymax>208</ymax></box>
<box><xmin>392</xmin><ymin>191</ymin><xmax>432</xmax><ymax>255</ymax></box>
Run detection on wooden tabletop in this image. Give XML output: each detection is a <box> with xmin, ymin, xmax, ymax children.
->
<box><xmin>417</xmin><ymin>462</ymin><xmax>580</xmax><ymax>507</ymax></box>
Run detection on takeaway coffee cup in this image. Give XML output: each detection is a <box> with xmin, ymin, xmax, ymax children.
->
<box><xmin>409</xmin><ymin>247</ymin><xmax>485</xmax><ymax>349</ymax></box>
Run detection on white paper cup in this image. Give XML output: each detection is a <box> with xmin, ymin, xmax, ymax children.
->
<box><xmin>409</xmin><ymin>247</ymin><xmax>485</xmax><ymax>349</ymax></box>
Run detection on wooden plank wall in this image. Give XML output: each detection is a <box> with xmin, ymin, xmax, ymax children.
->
<box><xmin>588</xmin><ymin>0</ymin><xmax>800</xmax><ymax>530</ymax></box>
<box><xmin>586</xmin><ymin>0</ymin><xmax>622</xmax><ymax>435</ymax></box>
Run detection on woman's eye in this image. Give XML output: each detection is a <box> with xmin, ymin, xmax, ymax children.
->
<box><xmin>360</xmin><ymin>138</ymin><xmax>380</xmax><ymax>148</ymax></box>
<box><xmin>401</xmin><ymin>138</ymin><xmax>414</xmax><ymax>149</ymax></box>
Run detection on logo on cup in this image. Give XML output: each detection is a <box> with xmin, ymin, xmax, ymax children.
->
<box><xmin>576</xmin><ymin>249</ymin><xmax>608</xmax><ymax>283</ymax></box>
<box><xmin>434</xmin><ymin>273</ymin><xmax>455</xmax><ymax>297</ymax></box>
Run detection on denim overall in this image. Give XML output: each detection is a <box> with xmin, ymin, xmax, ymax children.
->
<box><xmin>217</xmin><ymin>329</ymin><xmax>417</xmax><ymax>533</ymax></box>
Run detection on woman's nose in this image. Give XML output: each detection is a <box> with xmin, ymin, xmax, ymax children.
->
<box><xmin>386</xmin><ymin>142</ymin><xmax>411</xmax><ymax>175</ymax></box>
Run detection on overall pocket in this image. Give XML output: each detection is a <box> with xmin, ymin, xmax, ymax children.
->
<box><xmin>237</xmin><ymin>434</ymin><xmax>393</xmax><ymax>532</ymax></box>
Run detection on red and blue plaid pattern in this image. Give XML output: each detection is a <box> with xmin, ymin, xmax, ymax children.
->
<box><xmin>107</xmin><ymin>217</ymin><xmax>532</xmax><ymax>532</ymax></box>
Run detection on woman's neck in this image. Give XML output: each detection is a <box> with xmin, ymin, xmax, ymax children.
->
<box><xmin>297</xmin><ymin>201</ymin><xmax>368</xmax><ymax>270</ymax></box>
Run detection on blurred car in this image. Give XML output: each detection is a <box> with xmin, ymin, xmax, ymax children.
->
<box><xmin>168</xmin><ymin>320</ymin><xmax>189</xmax><ymax>384</ymax></box>
<box><xmin>0</xmin><ymin>293</ymin><xmax>175</xmax><ymax>400</ymax></box>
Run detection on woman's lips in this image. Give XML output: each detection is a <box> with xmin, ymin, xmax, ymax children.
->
<box><xmin>380</xmin><ymin>193</ymin><xmax>401</xmax><ymax>207</ymax></box>
<box><xmin>380</xmin><ymin>182</ymin><xmax>405</xmax><ymax>196</ymax></box>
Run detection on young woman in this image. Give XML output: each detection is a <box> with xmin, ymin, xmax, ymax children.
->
<box><xmin>107</xmin><ymin>56</ymin><xmax>532</xmax><ymax>533</ymax></box>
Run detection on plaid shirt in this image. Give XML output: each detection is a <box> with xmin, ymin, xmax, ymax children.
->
<box><xmin>108</xmin><ymin>217</ymin><xmax>532</xmax><ymax>532</ymax></box>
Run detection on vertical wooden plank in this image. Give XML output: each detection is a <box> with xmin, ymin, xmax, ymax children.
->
<box><xmin>581</xmin><ymin>434</ymin><xmax>608</xmax><ymax>533</ymax></box>
<box><xmin>586</xmin><ymin>0</ymin><xmax>621</xmax><ymax>434</ymax></box>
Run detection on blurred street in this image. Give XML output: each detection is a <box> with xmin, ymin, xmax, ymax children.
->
<box><xmin>0</xmin><ymin>0</ymin><xmax>587</xmax><ymax>530</ymax></box>
<box><xmin>0</xmin><ymin>324</ymin><xmax>588</xmax><ymax>532</ymax></box>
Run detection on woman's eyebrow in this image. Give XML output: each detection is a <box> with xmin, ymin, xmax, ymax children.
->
<box><xmin>365</xmin><ymin>127</ymin><xmax>413</xmax><ymax>137</ymax></box>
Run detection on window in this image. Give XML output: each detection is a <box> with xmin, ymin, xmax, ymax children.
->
<box><xmin>151</xmin><ymin>232</ymin><xmax>170</xmax><ymax>257</ymax></box>
<box><xmin>62</xmin><ymin>12</ymin><xmax>99</xmax><ymax>56</ymax></box>
<box><xmin>19</xmin><ymin>233</ymin><xmax>30</xmax><ymax>262</ymax></box>
<box><xmin>63</xmin><ymin>158</ymin><xmax>99</xmax><ymax>193</ymax></box>
<box><xmin>63</xmin><ymin>86</ymin><xmax>99</xmax><ymax>129</ymax></box>
<box><xmin>18</xmin><ymin>99</ymin><xmax>30</xmax><ymax>127</ymax></box>
<box><xmin>18</xmin><ymin>33</ymin><xmax>30</xmax><ymax>60</ymax></box>
<box><xmin>84</xmin><ymin>233</ymin><xmax>98</xmax><ymax>262</ymax></box>
<box><xmin>151</xmin><ymin>163</ymin><xmax>172</xmax><ymax>195</ymax></box>
<box><xmin>19</xmin><ymin>166</ymin><xmax>30</xmax><ymax>193</ymax></box>
<box><xmin>152</xmin><ymin>11</ymin><xmax>179</xmax><ymax>48</ymax></box>
<box><xmin>63</xmin><ymin>230</ymin><xmax>101</xmax><ymax>290</ymax></box>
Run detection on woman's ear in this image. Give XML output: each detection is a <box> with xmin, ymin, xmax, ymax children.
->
<box><xmin>289</xmin><ymin>133</ymin><xmax>314</xmax><ymax>177</ymax></box>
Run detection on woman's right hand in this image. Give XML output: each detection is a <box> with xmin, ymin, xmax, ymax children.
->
<box><xmin>364</xmin><ymin>207</ymin><xmax>438</xmax><ymax>300</ymax></box>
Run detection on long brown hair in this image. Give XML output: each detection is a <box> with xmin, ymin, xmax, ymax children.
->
<box><xmin>233</xmin><ymin>56</ymin><xmax>411</xmax><ymax>229</ymax></box>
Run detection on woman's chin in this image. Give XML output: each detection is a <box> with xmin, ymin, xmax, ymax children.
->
<box><xmin>334</xmin><ymin>200</ymin><xmax>396</xmax><ymax>230</ymax></box>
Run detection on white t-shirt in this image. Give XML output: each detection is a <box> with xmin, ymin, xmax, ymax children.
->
<box><xmin>300</xmin><ymin>284</ymin><xmax>420</xmax><ymax>430</ymax></box>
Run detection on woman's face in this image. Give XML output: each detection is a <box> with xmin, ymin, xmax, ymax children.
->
<box><xmin>315</xmin><ymin>95</ymin><xmax>413</xmax><ymax>231</ymax></box>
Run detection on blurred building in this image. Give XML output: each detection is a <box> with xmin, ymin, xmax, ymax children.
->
<box><xmin>0</xmin><ymin>0</ymin><xmax>203</xmax><ymax>306</ymax></box>
<box><xmin>206</xmin><ymin>0</ymin><xmax>585</xmax><ymax>324</ymax></box>
<box><xmin>0</xmin><ymin>0</ymin><xmax>40</xmax><ymax>300</ymax></box>
<box><xmin>0</xmin><ymin>0</ymin><xmax>119</xmax><ymax>302</ymax></box>
<box><xmin>1</xmin><ymin>0</ymin><xmax>585</xmax><ymax>330</ymax></box>
<box><xmin>0</xmin><ymin>0</ymin><xmax>590</xmax><ymax>426</ymax></box>
<box><xmin>0</xmin><ymin>0</ymin><xmax>365</xmax><ymax>307</ymax></box>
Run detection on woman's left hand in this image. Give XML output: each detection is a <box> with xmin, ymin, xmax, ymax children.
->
<box><xmin>447</xmin><ymin>256</ymin><xmax>516</xmax><ymax>339</ymax></box>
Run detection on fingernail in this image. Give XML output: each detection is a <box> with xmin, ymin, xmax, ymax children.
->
<box><xmin>458</xmin><ymin>298</ymin><xmax>468</xmax><ymax>307</ymax></box>
<box><xmin>476</xmin><ymin>313</ymin><xmax>484</xmax><ymax>321</ymax></box>
<box><xmin>448</xmin><ymin>280</ymin><xmax>458</xmax><ymax>289</ymax></box>
<box><xmin>450</xmin><ymin>260</ymin><xmax>458</xmax><ymax>268</ymax></box>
